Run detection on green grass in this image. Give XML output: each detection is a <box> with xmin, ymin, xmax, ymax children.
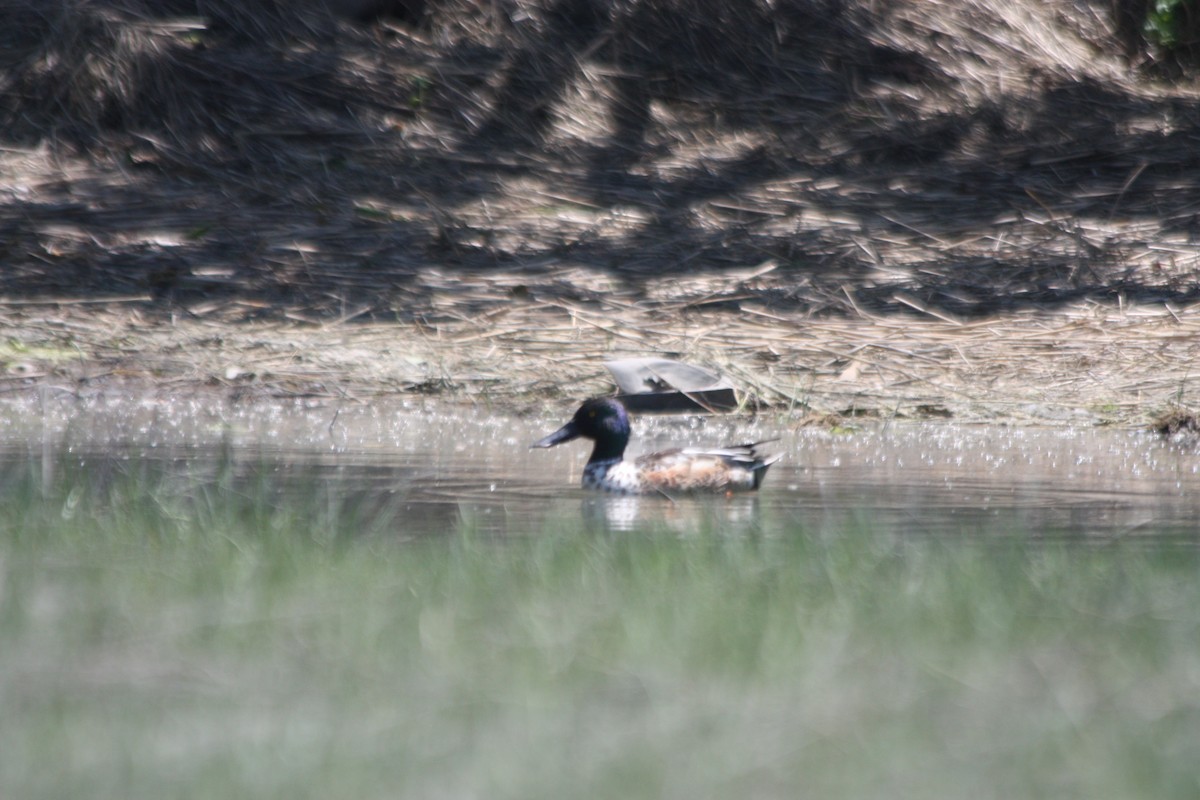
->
<box><xmin>2</xmin><ymin>455</ymin><xmax>1200</xmax><ymax>799</ymax></box>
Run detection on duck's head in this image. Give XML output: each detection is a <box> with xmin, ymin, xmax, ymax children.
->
<box><xmin>532</xmin><ymin>397</ymin><xmax>631</xmax><ymax>461</ymax></box>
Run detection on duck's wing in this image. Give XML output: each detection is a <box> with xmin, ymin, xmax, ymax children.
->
<box><xmin>635</xmin><ymin>440</ymin><xmax>780</xmax><ymax>492</ymax></box>
<box><xmin>681</xmin><ymin>439</ymin><xmax>780</xmax><ymax>463</ymax></box>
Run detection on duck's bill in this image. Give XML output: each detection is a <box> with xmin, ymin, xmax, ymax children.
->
<box><xmin>531</xmin><ymin>422</ymin><xmax>580</xmax><ymax>448</ymax></box>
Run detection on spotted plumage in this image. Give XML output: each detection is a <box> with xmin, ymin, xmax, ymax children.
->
<box><xmin>532</xmin><ymin>397</ymin><xmax>780</xmax><ymax>495</ymax></box>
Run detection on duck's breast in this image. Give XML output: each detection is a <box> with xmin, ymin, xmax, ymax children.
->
<box><xmin>583</xmin><ymin>459</ymin><xmax>644</xmax><ymax>493</ymax></box>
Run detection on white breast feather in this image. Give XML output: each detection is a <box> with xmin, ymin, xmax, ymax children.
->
<box><xmin>583</xmin><ymin>459</ymin><xmax>642</xmax><ymax>494</ymax></box>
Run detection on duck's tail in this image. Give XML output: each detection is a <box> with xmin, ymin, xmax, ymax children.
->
<box><xmin>750</xmin><ymin>452</ymin><xmax>782</xmax><ymax>489</ymax></box>
<box><xmin>691</xmin><ymin>439</ymin><xmax>781</xmax><ymax>490</ymax></box>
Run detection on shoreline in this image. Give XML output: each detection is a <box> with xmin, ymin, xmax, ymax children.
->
<box><xmin>3</xmin><ymin>291</ymin><xmax>1195</xmax><ymax>428</ymax></box>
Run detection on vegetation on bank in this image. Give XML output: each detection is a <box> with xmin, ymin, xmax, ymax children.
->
<box><xmin>4</xmin><ymin>0</ymin><xmax>1200</xmax><ymax>415</ymax></box>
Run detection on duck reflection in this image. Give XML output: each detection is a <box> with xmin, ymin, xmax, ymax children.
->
<box><xmin>581</xmin><ymin>491</ymin><xmax>767</xmax><ymax>534</ymax></box>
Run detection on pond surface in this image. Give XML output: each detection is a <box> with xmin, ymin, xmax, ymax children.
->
<box><xmin>3</xmin><ymin>392</ymin><xmax>1198</xmax><ymax>540</ymax></box>
<box><xmin>6</xmin><ymin>393</ymin><xmax>1200</xmax><ymax>800</ymax></box>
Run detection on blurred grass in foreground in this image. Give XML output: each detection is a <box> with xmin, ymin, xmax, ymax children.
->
<box><xmin>1</xmin><ymin>454</ymin><xmax>1199</xmax><ymax>800</ymax></box>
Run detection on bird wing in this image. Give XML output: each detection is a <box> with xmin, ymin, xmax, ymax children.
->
<box><xmin>680</xmin><ymin>439</ymin><xmax>780</xmax><ymax>464</ymax></box>
<box><xmin>635</xmin><ymin>441</ymin><xmax>779</xmax><ymax>492</ymax></box>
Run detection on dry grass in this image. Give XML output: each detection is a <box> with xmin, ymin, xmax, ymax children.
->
<box><xmin>6</xmin><ymin>280</ymin><xmax>1198</xmax><ymax>425</ymax></box>
<box><xmin>2</xmin><ymin>0</ymin><xmax>1200</xmax><ymax>423</ymax></box>
<box><xmin>1151</xmin><ymin>404</ymin><xmax>1200</xmax><ymax>437</ymax></box>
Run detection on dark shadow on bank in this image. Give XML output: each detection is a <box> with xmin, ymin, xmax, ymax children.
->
<box><xmin>2</xmin><ymin>0</ymin><xmax>1200</xmax><ymax>320</ymax></box>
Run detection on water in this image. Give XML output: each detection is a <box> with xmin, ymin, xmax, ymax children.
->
<box><xmin>6</xmin><ymin>394</ymin><xmax>1200</xmax><ymax>800</ymax></box>
<box><xmin>2</xmin><ymin>391</ymin><xmax>1198</xmax><ymax>539</ymax></box>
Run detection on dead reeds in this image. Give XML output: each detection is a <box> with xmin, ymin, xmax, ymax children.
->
<box><xmin>3</xmin><ymin>1</ymin><xmax>1200</xmax><ymax>422</ymax></box>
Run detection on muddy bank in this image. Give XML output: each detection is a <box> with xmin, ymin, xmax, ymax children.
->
<box><xmin>3</xmin><ymin>1</ymin><xmax>1200</xmax><ymax>424</ymax></box>
<box><xmin>2</xmin><ymin>290</ymin><xmax>1195</xmax><ymax>426</ymax></box>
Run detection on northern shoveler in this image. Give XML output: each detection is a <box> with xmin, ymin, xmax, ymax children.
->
<box><xmin>532</xmin><ymin>397</ymin><xmax>780</xmax><ymax>494</ymax></box>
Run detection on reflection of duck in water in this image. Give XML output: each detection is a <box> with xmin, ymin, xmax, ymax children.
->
<box><xmin>581</xmin><ymin>492</ymin><xmax>768</xmax><ymax>534</ymax></box>
<box><xmin>532</xmin><ymin>398</ymin><xmax>780</xmax><ymax>495</ymax></box>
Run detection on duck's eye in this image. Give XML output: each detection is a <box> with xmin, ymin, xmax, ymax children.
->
<box><xmin>588</xmin><ymin>410</ymin><xmax>596</xmax><ymax>418</ymax></box>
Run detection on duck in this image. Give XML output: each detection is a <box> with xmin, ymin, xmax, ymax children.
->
<box><xmin>532</xmin><ymin>397</ymin><xmax>780</xmax><ymax>494</ymax></box>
